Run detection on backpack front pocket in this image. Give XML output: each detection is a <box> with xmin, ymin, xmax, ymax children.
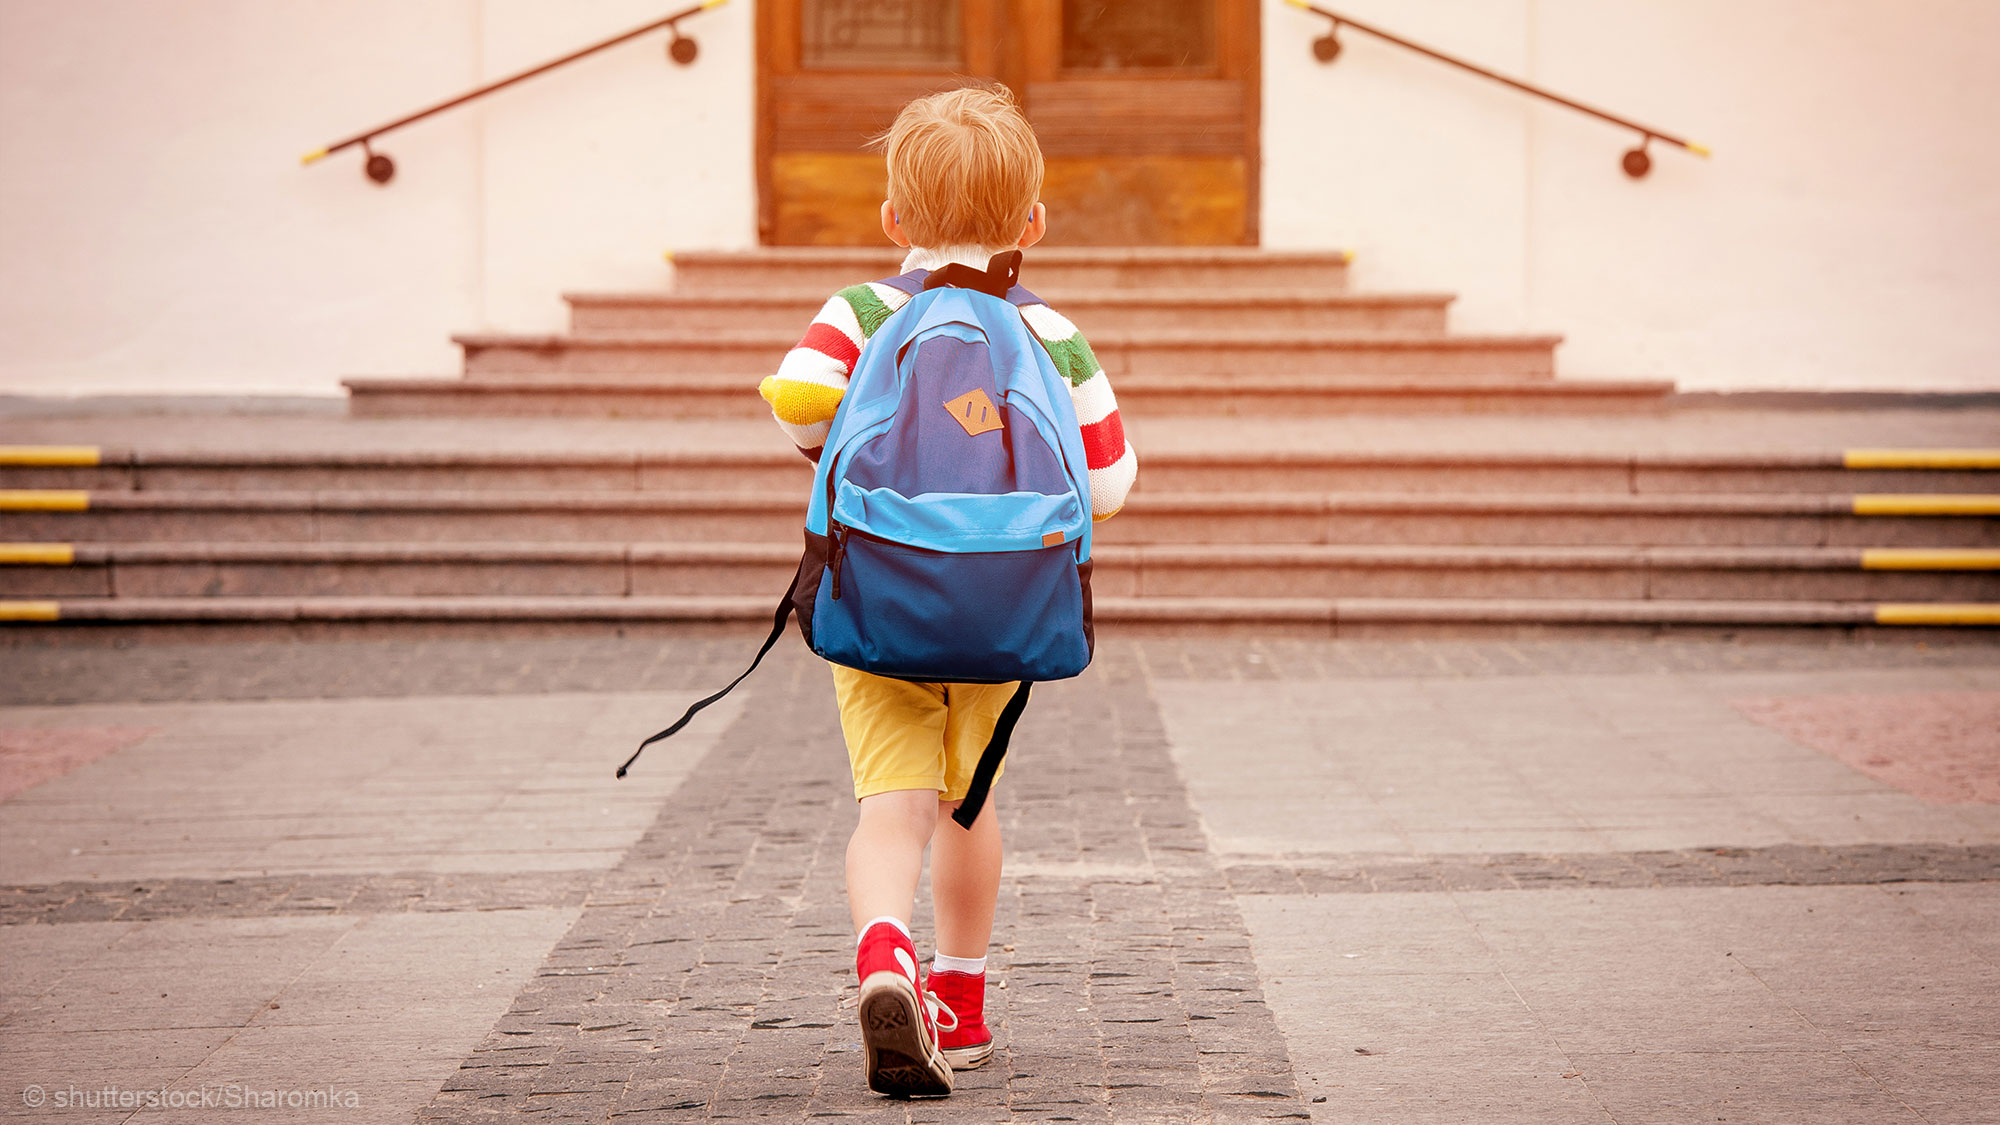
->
<box><xmin>811</xmin><ymin>528</ymin><xmax>1090</xmax><ymax>684</ymax></box>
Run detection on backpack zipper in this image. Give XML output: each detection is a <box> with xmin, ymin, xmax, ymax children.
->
<box><xmin>827</xmin><ymin>522</ymin><xmax>847</xmax><ymax>601</ymax></box>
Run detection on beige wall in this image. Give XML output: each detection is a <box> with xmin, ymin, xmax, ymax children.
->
<box><xmin>0</xmin><ymin>0</ymin><xmax>755</xmax><ymax>396</ymax></box>
<box><xmin>1264</xmin><ymin>0</ymin><xmax>2000</xmax><ymax>391</ymax></box>
<box><xmin>2</xmin><ymin>0</ymin><xmax>1995</xmax><ymax>395</ymax></box>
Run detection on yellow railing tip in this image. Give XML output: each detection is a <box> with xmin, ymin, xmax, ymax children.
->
<box><xmin>0</xmin><ymin>445</ymin><xmax>100</xmax><ymax>466</ymax></box>
<box><xmin>0</xmin><ymin>601</ymin><xmax>60</xmax><ymax>623</ymax></box>
<box><xmin>1875</xmin><ymin>603</ymin><xmax>2000</xmax><ymax>627</ymax></box>
<box><xmin>1686</xmin><ymin>142</ymin><xmax>1713</xmax><ymax>158</ymax></box>
<box><xmin>301</xmin><ymin>148</ymin><xmax>330</xmax><ymax>166</ymax></box>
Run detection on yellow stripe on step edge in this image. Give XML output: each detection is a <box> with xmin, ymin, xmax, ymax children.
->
<box><xmin>1845</xmin><ymin>449</ymin><xmax>2000</xmax><ymax>470</ymax></box>
<box><xmin>1862</xmin><ymin>548</ymin><xmax>2000</xmax><ymax>571</ymax></box>
<box><xmin>0</xmin><ymin>490</ymin><xmax>90</xmax><ymax>511</ymax></box>
<box><xmin>0</xmin><ymin>543</ymin><xmax>74</xmax><ymax>565</ymax></box>
<box><xmin>1852</xmin><ymin>494</ymin><xmax>2000</xmax><ymax>516</ymax></box>
<box><xmin>1875</xmin><ymin>603</ymin><xmax>2000</xmax><ymax>626</ymax></box>
<box><xmin>0</xmin><ymin>445</ymin><xmax>99</xmax><ymax>466</ymax></box>
<box><xmin>0</xmin><ymin>601</ymin><xmax>60</xmax><ymax>622</ymax></box>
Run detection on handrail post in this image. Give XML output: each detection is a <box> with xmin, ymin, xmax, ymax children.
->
<box><xmin>303</xmin><ymin>0</ymin><xmax>729</xmax><ymax>186</ymax></box>
<box><xmin>1282</xmin><ymin>0</ymin><xmax>1709</xmax><ymax>180</ymax></box>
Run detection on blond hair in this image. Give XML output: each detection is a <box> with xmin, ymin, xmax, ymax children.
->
<box><xmin>879</xmin><ymin>85</ymin><xmax>1044</xmax><ymax>252</ymax></box>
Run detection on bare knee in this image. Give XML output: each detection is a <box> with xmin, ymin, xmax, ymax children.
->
<box><xmin>858</xmin><ymin>789</ymin><xmax>940</xmax><ymax>842</ymax></box>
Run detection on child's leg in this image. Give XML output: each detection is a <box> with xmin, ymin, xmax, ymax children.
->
<box><xmin>846</xmin><ymin>788</ymin><xmax>939</xmax><ymax>931</ymax></box>
<box><xmin>930</xmin><ymin>795</ymin><xmax>1001</xmax><ymax>959</ymax></box>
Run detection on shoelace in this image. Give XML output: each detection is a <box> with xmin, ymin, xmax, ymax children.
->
<box><xmin>923</xmin><ymin>989</ymin><xmax>960</xmax><ymax>1033</ymax></box>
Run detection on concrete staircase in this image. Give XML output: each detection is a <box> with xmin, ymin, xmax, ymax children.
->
<box><xmin>3</xmin><ymin>247</ymin><xmax>1996</xmax><ymax>633</ymax></box>
<box><xmin>344</xmin><ymin>248</ymin><xmax>1675</xmax><ymax>418</ymax></box>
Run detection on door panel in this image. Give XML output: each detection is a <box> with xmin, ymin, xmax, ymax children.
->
<box><xmin>758</xmin><ymin>0</ymin><xmax>1258</xmax><ymax>246</ymax></box>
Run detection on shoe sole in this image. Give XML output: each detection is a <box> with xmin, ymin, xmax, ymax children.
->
<box><xmin>858</xmin><ymin>971</ymin><xmax>953</xmax><ymax>1098</ymax></box>
<box><xmin>942</xmin><ymin>1039</ymin><xmax>993</xmax><ymax>1070</ymax></box>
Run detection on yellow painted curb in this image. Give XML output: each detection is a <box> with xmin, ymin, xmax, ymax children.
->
<box><xmin>0</xmin><ymin>601</ymin><xmax>60</xmax><ymax>622</ymax></box>
<box><xmin>0</xmin><ymin>490</ymin><xmax>90</xmax><ymax>511</ymax></box>
<box><xmin>0</xmin><ymin>445</ymin><xmax>100</xmax><ymax>467</ymax></box>
<box><xmin>1862</xmin><ymin>548</ymin><xmax>2000</xmax><ymax>570</ymax></box>
<box><xmin>1852</xmin><ymin>494</ymin><xmax>2000</xmax><ymax>516</ymax></box>
<box><xmin>0</xmin><ymin>543</ymin><xmax>74</xmax><ymax>565</ymax></box>
<box><xmin>1845</xmin><ymin>449</ymin><xmax>2000</xmax><ymax>470</ymax></box>
<box><xmin>1875</xmin><ymin>603</ymin><xmax>2000</xmax><ymax>626</ymax></box>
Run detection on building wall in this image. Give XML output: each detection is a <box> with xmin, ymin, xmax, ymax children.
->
<box><xmin>2</xmin><ymin>0</ymin><xmax>1995</xmax><ymax>396</ymax></box>
<box><xmin>0</xmin><ymin>0</ymin><xmax>756</xmax><ymax>397</ymax></box>
<box><xmin>1264</xmin><ymin>0</ymin><xmax>2000</xmax><ymax>390</ymax></box>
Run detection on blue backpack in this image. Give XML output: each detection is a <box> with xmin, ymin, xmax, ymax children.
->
<box><xmin>621</xmin><ymin>252</ymin><xmax>1096</xmax><ymax>827</ymax></box>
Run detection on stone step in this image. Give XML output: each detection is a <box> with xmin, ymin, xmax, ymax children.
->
<box><xmin>345</xmin><ymin>375</ymin><xmax>1651</xmax><ymax>419</ymax></box>
<box><xmin>11</xmin><ymin>447</ymin><xmax>1995</xmax><ymax>496</ymax></box>
<box><xmin>566</xmin><ymin>289</ymin><xmax>1450</xmax><ymax>336</ymax></box>
<box><xmin>8</xmin><ymin>542</ymin><xmax>1998</xmax><ymax>603</ymax></box>
<box><xmin>5</xmin><ymin>594</ymin><xmax>1997</xmax><ymax>633</ymax></box>
<box><xmin>665</xmin><ymin>246</ymin><xmax>1354</xmax><ymax>294</ymax></box>
<box><xmin>451</xmin><ymin>330</ymin><xmax>1563</xmax><ymax>380</ymax></box>
<box><xmin>6</xmin><ymin>489</ymin><xmax>1995</xmax><ymax>547</ymax></box>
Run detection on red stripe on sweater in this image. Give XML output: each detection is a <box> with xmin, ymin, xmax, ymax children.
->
<box><xmin>1080</xmin><ymin>410</ymin><xmax>1126</xmax><ymax>470</ymax></box>
<box><xmin>798</xmin><ymin>322</ymin><xmax>860</xmax><ymax>370</ymax></box>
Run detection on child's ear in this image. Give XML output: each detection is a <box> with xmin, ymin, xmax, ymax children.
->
<box><xmin>880</xmin><ymin>201</ymin><xmax>912</xmax><ymax>248</ymax></box>
<box><xmin>1016</xmin><ymin>202</ymin><xmax>1047</xmax><ymax>249</ymax></box>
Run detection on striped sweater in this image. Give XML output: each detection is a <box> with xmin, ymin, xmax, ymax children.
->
<box><xmin>757</xmin><ymin>249</ymin><xmax>1137</xmax><ymax>521</ymax></box>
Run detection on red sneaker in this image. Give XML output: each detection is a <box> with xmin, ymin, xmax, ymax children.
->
<box><xmin>926</xmin><ymin>967</ymin><xmax>993</xmax><ymax>1069</ymax></box>
<box><xmin>855</xmin><ymin>922</ymin><xmax>953</xmax><ymax>1097</ymax></box>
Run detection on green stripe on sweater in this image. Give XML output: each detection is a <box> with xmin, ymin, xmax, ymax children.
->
<box><xmin>841</xmin><ymin>284</ymin><xmax>899</xmax><ymax>338</ymax></box>
<box><xmin>1038</xmin><ymin>330</ymin><xmax>1100</xmax><ymax>387</ymax></box>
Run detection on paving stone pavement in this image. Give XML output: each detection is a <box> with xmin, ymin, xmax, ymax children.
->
<box><xmin>3</xmin><ymin>630</ymin><xmax>1998</xmax><ymax>1123</ymax></box>
<box><xmin>417</xmin><ymin>645</ymin><xmax>1305</xmax><ymax>1124</ymax></box>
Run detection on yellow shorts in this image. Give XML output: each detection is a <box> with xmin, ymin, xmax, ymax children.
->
<box><xmin>830</xmin><ymin>663</ymin><xmax>1018</xmax><ymax>802</ymax></box>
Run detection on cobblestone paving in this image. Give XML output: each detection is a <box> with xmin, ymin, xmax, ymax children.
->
<box><xmin>0</xmin><ymin>870</ymin><xmax>598</xmax><ymax>926</ymax></box>
<box><xmin>3</xmin><ymin>628</ymin><xmax>1993</xmax><ymax>706</ymax></box>
<box><xmin>412</xmin><ymin>645</ymin><xmax>1306</xmax><ymax>1124</ymax></box>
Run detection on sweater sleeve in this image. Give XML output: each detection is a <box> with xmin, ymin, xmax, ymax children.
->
<box><xmin>1020</xmin><ymin>304</ymin><xmax>1137</xmax><ymax>521</ymax></box>
<box><xmin>758</xmin><ymin>289</ymin><xmax>870</xmax><ymax>461</ymax></box>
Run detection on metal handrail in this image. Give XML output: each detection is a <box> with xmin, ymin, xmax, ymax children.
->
<box><xmin>302</xmin><ymin>0</ymin><xmax>729</xmax><ymax>185</ymax></box>
<box><xmin>1282</xmin><ymin>0</ymin><xmax>1708</xmax><ymax>179</ymax></box>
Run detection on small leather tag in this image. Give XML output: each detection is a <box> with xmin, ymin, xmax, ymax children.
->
<box><xmin>1042</xmin><ymin>530</ymin><xmax>1065</xmax><ymax>547</ymax></box>
<box><xmin>944</xmin><ymin>389</ymin><xmax>1004</xmax><ymax>437</ymax></box>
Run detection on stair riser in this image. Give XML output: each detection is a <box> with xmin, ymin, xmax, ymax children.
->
<box><xmin>346</xmin><ymin>384</ymin><xmax>1649</xmax><ymax>419</ymax></box>
<box><xmin>9</xmin><ymin>509</ymin><xmax>1992</xmax><ymax>547</ymax></box>
<box><xmin>459</xmin><ymin>340</ymin><xmax>1558</xmax><ymax>379</ymax></box>
<box><xmin>670</xmin><ymin>260</ymin><xmax>1351</xmax><ymax>293</ymax></box>
<box><xmin>14</xmin><ymin>465</ymin><xmax>1990</xmax><ymax>495</ymax></box>
<box><xmin>11</xmin><ymin>560</ymin><xmax>1993</xmax><ymax>602</ymax></box>
<box><xmin>569</xmin><ymin>301</ymin><xmax>1444</xmax><ymax>337</ymax></box>
<box><xmin>0</xmin><ymin>465</ymin><xmax>816</xmax><ymax>493</ymax></box>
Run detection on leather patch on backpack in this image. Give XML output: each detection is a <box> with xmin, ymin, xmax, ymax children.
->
<box><xmin>1042</xmin><ymin>530</ymin><xmax>1065</xmax><ymax>547</ymax></box>
<box><xmin>944</xmin><ymin>389</ymin><xmax>1004</xmax><ymax>437</ymax></box>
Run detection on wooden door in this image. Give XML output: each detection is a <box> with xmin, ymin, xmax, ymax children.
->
<box><xmin>758</xmin><ymin>0</ymin><xmax>1258</xmax><ymax>246</ymax></box>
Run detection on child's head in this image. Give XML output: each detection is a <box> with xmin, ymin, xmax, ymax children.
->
<box><xmin>879</xmin><ymin>85</ymin><xmax>1045</xmax><ymax>254</ymax></box>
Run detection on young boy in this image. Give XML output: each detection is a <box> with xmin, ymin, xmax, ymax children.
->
<box><xmin>757</xmin><ymin>86</ymin><xmax>1136</xmax><ymax>1097</ymax></box>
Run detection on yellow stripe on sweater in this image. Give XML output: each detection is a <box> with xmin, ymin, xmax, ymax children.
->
<box><xmin>1875</xmin><ymin>603</ymin><xmax>2000</xmax><ymax>626</ymax></box>
<box><xmin>0</xmin><ymin>601</ymin><xmax>60</xmax><ymax>622</ymax></box>
<box><xmin>0</xmin><ymin>490</ymin><xmax>90</xmax><ymax>511</ymax></box>
<box><xmin>1862</xmin><ymin>549</ymin><xmax>2000</xmax><ymax>570</ymax></box>
<box><xmin>1852</xmin><ymin>494</ymin><xmax>2000</xmax><ymax>516</ymax></box>
<box><xmin>1845</xmin><ymin>449</ymin><xmax>2000</xmax><ymax>470</ymax></box>
<box><xmin>0</xmin><ymin>446</ymin><xmax>99</xmax><ymax>466</ymax></box>
<box><xmin>0</xmin><ymin>543</ymin><xmax>74</xmax><ymax>565</ymax></box>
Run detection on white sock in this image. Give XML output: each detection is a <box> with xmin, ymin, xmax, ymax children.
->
<box><xmin>932</xmin><ymin>953</ymin><xmax>987</xmax><ymax>975</ymax></box>
<box><xmin>856</xmin><ymin>915</ymin><xmax>911</xmax><ymax>946</ymax></box>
